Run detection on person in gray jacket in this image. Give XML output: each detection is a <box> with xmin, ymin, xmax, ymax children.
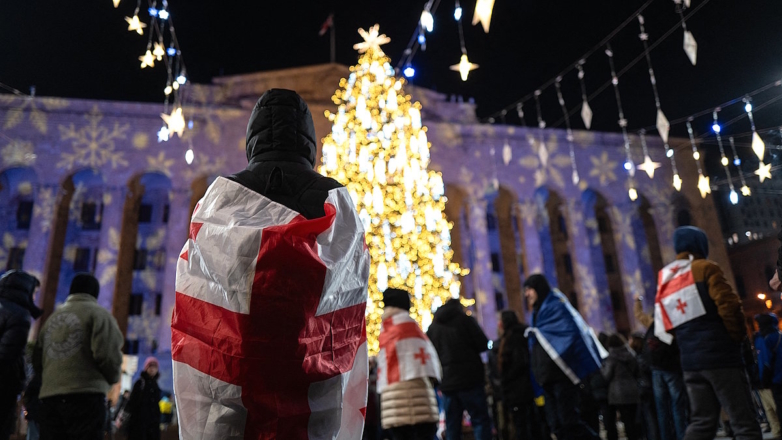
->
<box><xmin>33</xmin><ymin>273</ymin><xmax>123</xmax><ymax>440</ymax></box>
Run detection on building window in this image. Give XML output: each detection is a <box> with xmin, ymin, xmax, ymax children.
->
<box><xmin>597</xmin><ymin>216</ymin><xmax>608</xmax><ymax>234</ymax></box>
<box><xmin>81</xmin><ymin>202</ymin><xmax>101</xmax><ymax>230</ymax></box>
<box><xmin>133</xmin><ymin>249</ymin><xmax>147</xmax><ymax>271</ymax></box>
<box><xmin>73</xmin><ymin>247</ymin><xmax>91</xmax><ymax>272</ymax></box>
<box><xmin>558</xmin><ymin>215</ymin><xmax>568</xmax><ymax>240</ymax></box>
<box><xmin>6</xmin><ymin>247</ymin><xmax>25</xmax><ymax>271</ymax></box>
<box><xmin>490</xmin><ymin>252</ymin><xmax>501</xmax><ymax>273</ymax></box>
<box><xmin>563</xmin><ymin>253</ymin><xmax>573</xmax><ymax>276</ymax></box>
<box><xmin>138</xmin><ymin>204</ymin><xmax>153</xmax><ymax>223</ymax></box>
<box><xmin>155</xmin><ymin>293</ymin><xmax>162</xmax><ymax>316</ymax></box>
<box><xmin>495</xmin><ymin>290</ymin><xmax>505</xmax><ymax>311</ymax></box>
<box><xmin>163</xmin><ymin>204</ymin><xmax>170</xmax><ymax>224</ymax></box>
<box><xmin>128</xmin><ymin>293</ymin><xmax>144</xmax><ymax>316</ymax></box>
<box><xmin>123</xmin><ymin>339</ymin><xmax>139</xmax><ymax>355</ymax></box>
<box><xmin>151</xmin><ymin>250</ymin><xmax>166</xmax><ymax>271</ymax></box>
<box><xmin>16</xmin><ymin>200</ymin><xmax>33</xmax><ymax>230</ymax></box>
<box><xmin>604</xmin><ymin>254</ymin><xmax>616</xmax><ymax>273</ymax></box>
<box><xmin>486</xmin><ymin>212</ymin><xmax>497</xmax><ymax>231</ymax></box>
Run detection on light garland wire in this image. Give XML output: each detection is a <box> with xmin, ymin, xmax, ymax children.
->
<box><xmin>605</xmin><ymin>43</ymin><xmax>637</xmax><ymax>200</ymax></box>
<box><xmin>712</xmin><ymin>111</ymin><xmax>737</xmax><ymax>203</ymax></box>
<box><xmin>636</xmin><ymin>14</ymin><xmax>680</xmax><ymax>190</ymax></box>
<box><xmin>575</xmin><ymin>60</ymin><xmax>592</xmax><ymax>129</ymax></box>
<box><xmin>554</xmin><ymin>77</ymin><xmax>580</xmax><ymax>185</ymax></box>
<box><xmin>686</xmin><ymin>120</ymin><xmax>710</xmax><ymax>198</ymax></box>
<box><xmin>728</xmin><ymin>136</ymin><xmax>751</xmax><ymax>197</ymax></box>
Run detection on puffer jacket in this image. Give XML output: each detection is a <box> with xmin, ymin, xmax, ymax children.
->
<box><xmin>228</xmin><ymin>88</ymin><xmax>342</xmax><ymax>220</ymax></box>
<box><xmin>0</xmin><ymin>271</ymin><xmax>41</xmax><ymax>395</ymax></box>
<box><xmin>426</xmin><ymin>299</ymin><xmax>489</xmax><ymax>392</ymax></box>
<box><xmin>602</xmin><ymin>347</ymin><xmax>640</xmax><ymax>405</ymax></box>
<box><xmin>380</xmin><ymin>378</ymin><xmax>439</xmax><ymax>429</ymax></box>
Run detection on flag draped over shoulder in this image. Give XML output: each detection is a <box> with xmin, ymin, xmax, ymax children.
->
<box><xmin>525</xmin><ymin>290</ymin><xmax>606</xmax><ymax>385</ymax></box>
<box><xmin>171</xmin><ymin>177</ymin><xmax>371</xmax><ymax>440</ymax></box>
<box><xmin>654</xmin><ymin>258</ymin><xmax>705</xmax><ymax>344</ymax></box>
<box><xmin>376</xmin><ymin>313</ymin><xmax>441</xmax><ymax>394</ymax></box>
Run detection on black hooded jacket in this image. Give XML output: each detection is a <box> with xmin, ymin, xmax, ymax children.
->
<box><xmin>426</xmin><ymin>299</ymin><xmax>490</xmax><ymax>392</ymax></box>
<box><xmin>228</xmin><ymin>89</ymin><xmax>342</xmax><ymax>219</ymax></box>
<box><xmin>0</xmin><ymin>271</ymin><xmax>41</xmax><ymax>394</ymax></box>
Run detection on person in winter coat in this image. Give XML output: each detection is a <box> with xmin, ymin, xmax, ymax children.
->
<box><xmin>377</xmin><ymin>288</ymin><xmax>440</xmax><ymax>440</ymax></box>
<box><xmin>124</xmin><ymin>357</ymin><xmax>161</xmax><ymax>440</ymax></box>
<box><xmin>770</xmin><ymin>226</ymin><xmax>781</xmax><ymax>291</ymax></box>
<box><xmin>635</xmin><ymin>295</ymin><xmax>687</xmax><ymax>440</ymax></box>
<box><xmin>0</xmin><ymin>271</ymin><xmax>41</xmax><ymax>440</ymax></box>
<box><xmin>524</xmin><ymin>274</ymin><xmax>601</xmax><ymax>440</ymax></box>
<box><xmin>33</xmin><ymin>273</ymin><xmax>124</xmax><ymax>440</ymax></box>
<box><xmin>602</xmin><ymin>334</ymin><xmax>640</xmax><ymax>440</ymax></box>
<box><xmin>498</xmin><ymin>310</ymin><xmax>540</xmax><ymax>440</ymax></box>
<box><xmin>755</xmin><ymin>313</ymin><xmax>782</xmax><ymax>436</ymax></box>
<box><xmin>655</xmin><ymin>226</ymin><xmax>761</xmax><ymax>440</ymax></box>
<box><xmin>426</xmin><ymin>298</ymin><xmax>492</xmax><ymax>440</ymax></box>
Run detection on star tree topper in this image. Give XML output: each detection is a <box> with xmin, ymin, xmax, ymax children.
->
<box><xmin>353</xmin><ymin>25</ymin><xmax>391</xmax><ymax>55</ymax></box>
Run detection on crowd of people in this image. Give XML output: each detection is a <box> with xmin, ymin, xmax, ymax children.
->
<box><xmin>0</xmin><ymin>273</ymin><xmax>173</xmax><ymax>440</ymax></box>
<box><xmin>365</xmin><ymin>226</ymin><xmax>782</xmax><ymax>440</ymax></box>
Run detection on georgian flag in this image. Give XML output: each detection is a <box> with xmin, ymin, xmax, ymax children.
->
<box><xmin>376</xmin><ymin>313</ymin><xmax>441</xmax><ymax>394</ymax></box>
<box><xmin>654</xmin><ymin>258</ymin><xmax>706</xmax><ymax>344</ymax></box>
<box><xmin>172</xmin><ymin>177</ymin><xmax>371</xmax><ymax>440</ymax></box>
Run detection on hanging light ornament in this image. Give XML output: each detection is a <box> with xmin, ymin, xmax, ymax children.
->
<box><xmin>606</xmin><ymin>44</ymin><xmax>636</xmax><ymax>200</ymax></box>
<box><xmin>454</xmin><ymin>0</ymin><xmax>463</xmax><ymax>21</ymax></box>
<box><xmin>161</xmin><ymin>106</ymin><xmax>186</xmax><ymax>138</ymax></box>
<box><xmin>673</xmin><ymin>0</ymin><xmax>697</xmax><ymax>65</ymax></box>
<box><xmin>139</xmin><ymin>49</ymin><xmax>155</xmax><ymax>68</ymax></box>
<box><xmin>420</xmin><ymin>9</ymin><xmax>434</xmax><ymax>33</ymax></box>
<box><xmin>113</xmin><ymin>0</ymin><xmax>121</xmax><ymax>7</ymax></box>
<box><xmin>743</xmin><ymin>98</ymin><xmax>771</xmax><ymax>182</ymax></box>
<box><xmin>576</xmin><ymin>61</ymin><xmax>592</xmax><ymax>129</ymax></box>
<box><xmin>450</xmin><ymin>54</ymin><xmax>478</xmax><ymax>81</ymax></box>
<box><xmin>554</xmin><ymin>77</ymin><xmax>581</xmax><ymax>186</ymax></box>
<box><xmin>729</xmin><ymin>137</ymin><xmax>751</xmax><ymax>197</ymax></box>
<box><xmin>125</xmin><ymin>12</ymin><xmax>146</xmax><ymax>35</ymax></box>
<box><xmin>502</xmin><ymin>139</ymin><xmax>512</xmax><ymax>166</ymax></box>
<box><xmin>153</xmin><ymin>42</ymin><xmax>166</xmax><ymax>61</ymax></box>
<box><xmin>686</xmin><ymin>120</ymin><xmax>710</xmax><ymax>198</ymax></box>
<box><xmin>712</xmin><ymin>111</ymin><xmax>739</xmax><ymax>204</ymax></box>
<box><xmin>636</xmin><ymin>130</ymin><xmax>662</xmax><ymax>179</ymax></box>
<box><xmin>472</xmin><ymin>0</ymin><xmax>495</xmax><ymax>33</ymax></box>
<box><xmin>516</xmin><ymin>102</ymin><xmax>526</xmax><ymax>126</ymax></box>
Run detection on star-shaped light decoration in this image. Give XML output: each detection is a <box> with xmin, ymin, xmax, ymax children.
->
<box><xmin>472</xmin><ymin>0</ymin><xmax>495</xmax><ymax>33</ymax></box>
<box><xmin>697</xmin><ymin>174</ymin><xmax>711</xmax><ymax>199</ymax></box>
<box><xmin>683</xmin><ymin>30</ymin><xmax>697</xmax><ymax>65</ymax></box>
<box><xmin>672</xmin><ymin>173</ymin><xmax>682</xmax><ymax>191</ymax></box>
<box><xmin>153</xmin><ymin>42</ymin><xmax>166</xmax><ymax>61</ymax></box>
<box><xmin>637</xmin><ymin>154</ymin><xmax>662</xmax><ymax>179</ymax></box>
<box><xmin>353</xmin><ymin>25</ymin><xmax>391</xmax><ymax>54</ymax></box>
<box><xmin>160</xmin><ymin>107</ymin><xmax>185</xmax><ymax>138</ymax></box>
<box><xmin>139</xmin><ymin>50</ymin><xmax>155</xmax><ymax>68</ymax></box>
<box><xmin>157</xmin><ymin>126</ymin><xmax>170</xmax><ymax>143</ymax></box>
<box><xmin>113</xmin><ymin>0</ymin><xmax>121</xmax><ymax>7</ymax></box>
<box><xmin>741</xmin><ymin>185</ymin><xmax>751</xmax><ymax>197</ymax></box>
<box><xmin>450</xmin><ymin>54</ymin><xmax>479</xmax><ymax>81</ymax></box>
<box><xmin>756</xmin><ymin>162</ymin><xmax>772</xmax><ymax>183</ymax></box>
<box><xmin>125</xmin><ymin>15</ymin><xmax>147</xmax><ymax>35</ymax></box>
<box><xmin>752</xmin><ymin>132</ymin><xmax>766</xmax><ymax>161</ymax></box>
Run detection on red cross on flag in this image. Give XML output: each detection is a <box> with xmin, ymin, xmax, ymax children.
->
<box><xmin>376</xmin><ymin>312</ymin><xmax>441</xmax><ymax>394</ymax></box>
<box><xmin>172</xmin><ymin>177</ymin><xmax>370</xmax><ymax>439</ymax></box>
<box><xmin>653</xmin><ymin>258</ymin><xmax>706</xmax><ymax>343</ymax></box>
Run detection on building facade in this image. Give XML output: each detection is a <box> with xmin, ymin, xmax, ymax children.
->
<box><xmin>0</xmin><ymin>63</ymin><xmax>734</xmax><ymax>391</ymax></box>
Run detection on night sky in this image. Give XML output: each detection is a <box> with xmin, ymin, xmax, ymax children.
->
<box><xmin>2</xmin><ymin>0</ymin><xmax>782</xmax><ymax>144</ymax></box>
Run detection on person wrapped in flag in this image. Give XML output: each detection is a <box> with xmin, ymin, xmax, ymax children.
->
<box><xmin>654</xmin><ymin>226</ymin><xmax>761</xmax><ymax>439</ymax></box>
<box><xmin>524</xmin><ymin>274</ymin><xmax>605</xmax><ymax>440</ymax></box>
<box><xmin>376</xmin><ymin>288</ymin><xmax>441</xmax><ymax>440</ymax></box>
<box><xmin>171</xmin><ymin>89</ymin><xmax>370</xmax><ymax>439</ymax></box>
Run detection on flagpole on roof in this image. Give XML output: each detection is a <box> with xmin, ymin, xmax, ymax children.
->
<box><xmin>330</xmin><ymin>13</ymin><xmax>336</xmax><ymax>63</ymax></box>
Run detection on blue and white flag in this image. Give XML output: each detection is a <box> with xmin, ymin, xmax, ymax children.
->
<box><xmin>525</xmin><ymin>290</ymin><xmax>607</xmax><ymax>385</ymax></box>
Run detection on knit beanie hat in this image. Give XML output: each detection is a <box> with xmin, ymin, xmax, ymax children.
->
<box><xmin>69</xmin><ymin>273</ymin><xmax>100</xmax><ymax>298</ymax></box>
<box><xmin>143</xmin><ymin>356</ymin><xmax>159</xmax><ymax>371</ymax></box>
<box><xmin>383</xmin><ymin>288</ymin><xmax>411</xmax><ymax>311</ymax></box>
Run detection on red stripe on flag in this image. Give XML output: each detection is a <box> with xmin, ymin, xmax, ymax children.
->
<box><xmin>379</xmin><ymin>319</ymin><xmax>428</xmax><ymax>384</ymax></box>
<box><xmin>658</xmin><ymin>270</ymin><xmax>696</xmax><ymax>300</ymax></box>
<box><xmin>189</xmin><ymin>222</ymin><xmax>203</xmax><ymax>240</ymax></box>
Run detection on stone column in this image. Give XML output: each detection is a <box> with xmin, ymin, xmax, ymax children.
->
<box><xmin>516</xmin><ymin>201</ymin><xmax>544</xmax><ymax>276</ymax></box>
<box><xmin>95</xmin><ymin>185</ymin><xmax>127</xmax><ymax>311</ymax></box>
<box><xmin>565</xmin><ymin>199</ymin><xmax>615</xmax><ymax>333</ymax></box>
<box><xmin>156</xmin><ymin>188</ymin><xmax>192</xmax><ymax>353</ymax></box>
<box><xmin>466</xmin><ymin>198</ymin><xmax>497</xmax><ymax>340</ymax></box>
<box><xmin>650</xmin><ymin>203</ymin><xmax>676</xmax><ymax>265</ymax></box>
<box><xmin>23</xmin><ymin>183</ymin><xmax>60</xmax><ymax>295</ymax></box>
<box><xmin>609</xmin><ymin>202</ymin><xmax>644</xmax><ymax>331</ymax></box>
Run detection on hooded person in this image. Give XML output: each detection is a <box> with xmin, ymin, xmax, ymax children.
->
<box><xmin>426</xmin><ymin>298</ymin><xmax>492</xmax><ymax>440</ymax></box>
<box><xmin>0</xmin><ymin>270</ymin><xmax>41</xmax><ymax>439</ymax></box>
<box><xmin>498</xmin><ymin>310</ymin><xmax>541</xmax><ymax>440</ymax></box>
<box><xmin>34</xmin><ymin>273</ymin><xmax>124</xmax><ymax>440</ymax></box>
<box><xmin>654</xmin><ymin>226</ymin><xmax>761</xmax><ymax>440</ymax></box>
<box><xmin>524</xmin><ymin>274</ymin><xmax>603</xmax><ymax>440</ymax></box>
<box><xmin>171</xmin><ymin>89</ymin><xmax>370</xmax><ymax>440</ymax></box>
<box><xmin>122</xmin><ymin>356</ymin><xmax>161</xmax><ymax>440</ymax></box>
<box><xmin>754</xmin><ymin>313</ymin><xmax>782</xmax><ymax>436</ymax></box>
<box><xmin>376</xmin><ymin>288</ymin><xmax>441</xmax><ymax>440</ymax></box>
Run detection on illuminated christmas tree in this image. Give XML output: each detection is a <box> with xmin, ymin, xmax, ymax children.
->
<box><xmin>320</xmin><ymin>25</ymin><xmax>464</xmax><ymax>355</ymax></box>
